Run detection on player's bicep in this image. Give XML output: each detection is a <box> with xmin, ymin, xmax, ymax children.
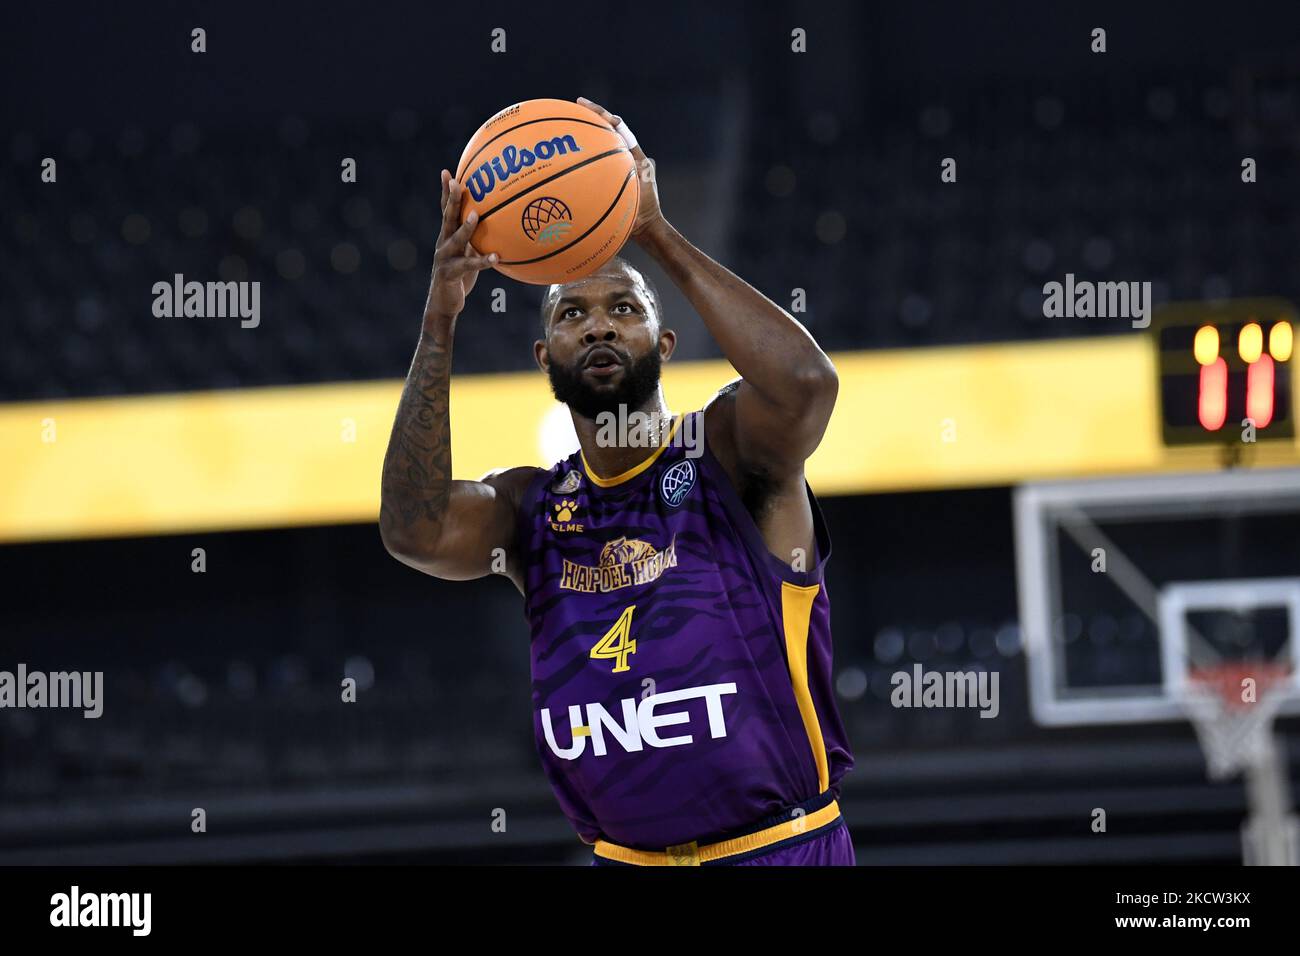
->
<box><xmin>729</xmin><ymin>373</ymin><xmax>837</xmax><ymax>476</ymax></box>
<box><xmin>388</xmin><ymin>468</ymin><xmax>538</xmax><ymax>581</ymax></box>
<box><xmin>420</xmin><ymin>479</ymin><xmax>518</xmax><ymax>579</ymax></box>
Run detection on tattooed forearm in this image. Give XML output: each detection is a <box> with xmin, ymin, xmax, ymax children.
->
<box><xmin>380</xmin><ymin>319</ymin><xmax>455</xmax><ymax>551</ymax></box>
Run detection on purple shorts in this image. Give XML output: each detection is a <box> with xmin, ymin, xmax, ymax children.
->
<box><xmin>732</xmin><ymin>819</ymin><xmax>856</xmax><ymax>866</ymax></box>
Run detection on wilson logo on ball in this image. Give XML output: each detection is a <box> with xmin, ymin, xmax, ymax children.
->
<box><xmin>465</xmin><ymin>136</ymin><xmax>582</xmax><ymax>202</ymax></box>
<box><xmin>522</xmin><ymin>198</ymin><xmax>573</xmax><ymax>245</ymax></box>
<box><xmin>455</xmin><ymin>98</ymin><xmax>639</xmax><ymax>284</ymax></box>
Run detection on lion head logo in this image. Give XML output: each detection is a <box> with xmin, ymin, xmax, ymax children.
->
<box><xmin>598</xmin><ymin>536</ymin><xmax>658</xmax><ymax>568</ymax></box>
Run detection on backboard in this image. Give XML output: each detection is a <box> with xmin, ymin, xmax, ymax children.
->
<box><xmin>1015</xmin><ymin>466</ymin><xmax>1300</xmax><ymax>865</ymax></box>
<box><xmin>1014</xmin><ymin>467</ymin><xmax>1300</xmax><ymax>727</ymax></box>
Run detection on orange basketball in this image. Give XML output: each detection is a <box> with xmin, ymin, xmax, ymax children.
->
<box><xmin>454</xmin><ymin>98</ymin><xmax>640</xmax><ymax>285</ymax></box>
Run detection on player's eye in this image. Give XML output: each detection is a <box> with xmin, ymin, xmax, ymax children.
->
<box><xmin>561</xmin><ymin>307</ymin><xmax>583</xmax><ymax>320</ymax></box>
<box><xmin>612</xmin><ymin>302</ymin><xmax>637</xmax><ymax>314</ymax></box>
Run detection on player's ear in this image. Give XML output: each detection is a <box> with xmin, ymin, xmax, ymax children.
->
<box><xmin>658</xmin><ymin>327</ymin><xmax>676</xmax><ymax>363</ymax></box>
<box><xmin>534</xmin><ymin>339</ymin><xmax>549</xmax><ymax>373</ymax></box>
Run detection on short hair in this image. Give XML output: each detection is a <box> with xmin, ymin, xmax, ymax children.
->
<box><xmin>539</xmin><ymin>257</ymin><xmax>662</xmax><ymax>337</ymax></box>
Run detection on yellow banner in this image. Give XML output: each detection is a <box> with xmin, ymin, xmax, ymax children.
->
<box><xmin>1</xmin><ymin>337</ymin><xmax>1296</xmax><ymax>542</ymax></box>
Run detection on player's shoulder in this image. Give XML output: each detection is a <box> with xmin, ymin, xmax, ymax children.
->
<box><xmin>699</xmin><ymin>380</ymin><xmax>743</xmax><ymax>475</ymax></box>
<box><xmin>480</xmin><ymin>464</ymin><xmax>545</xmax><ymax>484</ymax></box>
<box><xmin>705</xmin><ymin>378</ymin><xmax>743</xmax><ymax>407</ymax></box>
<box><xmin>479</xmin><ymin>465</ymin><xmax>547</xmax><ymax>504</ymax></box>
<box><xmin>701</xmin><ymin>377</ymin><xmax>741</xmax><ymax>434</ymax></box>
<box><xmin>701</xmin><ymin>377</ymin><xmax>742</xmax><ymax>428</ymax></box>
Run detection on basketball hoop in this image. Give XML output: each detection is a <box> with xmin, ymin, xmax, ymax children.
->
<box><xmin>1179</xmin><ymin>662</ymin><xmax>1291</xmax><ymax>780</ymax></box>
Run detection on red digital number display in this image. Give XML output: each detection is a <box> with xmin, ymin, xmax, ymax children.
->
<box><xmin>1156</xmin><ymin>301</ymin><xmax>1295</xmax><ymax>446</ymax></box>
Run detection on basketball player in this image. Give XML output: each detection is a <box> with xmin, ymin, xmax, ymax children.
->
<box><xmin>380</xmin><ymin>97</ymin><xmax>854</xmax><ymax>865</ymax></box>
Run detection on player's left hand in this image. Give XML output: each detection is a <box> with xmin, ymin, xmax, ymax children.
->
<box><xmin>576</xmin><ymin>96</ymin><xmax>662</xmax><ymax>236</ymax></box>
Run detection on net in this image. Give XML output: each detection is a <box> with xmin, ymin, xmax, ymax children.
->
<box><xmin>1181</xmin><ymin>662</ymin><xmax>1291</xmax><ymax>779</ymax></box>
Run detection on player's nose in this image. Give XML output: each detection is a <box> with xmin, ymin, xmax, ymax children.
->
<box><xmin>580</xmin><ymin>317</ymin><xmax>618</xmax><ymax>344</ymax></box>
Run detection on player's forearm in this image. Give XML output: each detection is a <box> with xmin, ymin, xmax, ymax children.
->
<box><xmin>379</xmin><ymin>312</ymin><xmax>456</xmax><ymax>557</ymax></box>
<box><xmin>635</xmin><ymin>217</ymin><xmax>837</xmax><ymax>404</ymax></box>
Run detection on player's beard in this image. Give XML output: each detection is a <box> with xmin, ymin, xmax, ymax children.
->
<box><xmin>547</xmin><ymin>348</ymin><xmax>663</xmax><ymax>421</ymax></box>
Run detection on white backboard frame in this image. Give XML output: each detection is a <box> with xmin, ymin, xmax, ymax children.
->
<box><xmin>1158</xmin><ymin>578</ymin><xmax>1300</xmax><ymax>696</ymax></box>
<box><xmin>1014</xmin><ymin>467</ymin><xmax>1300</xmax><ymax>726</ymax></box>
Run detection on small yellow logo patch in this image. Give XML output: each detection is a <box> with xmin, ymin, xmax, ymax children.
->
<box><xmin>549</xmin><ymin>499</ymin><xmax>584</xmax><ymax>533</ymax></box>
<box><xmin>666</xmin><ymin>842</ymin><xmax>701</xmax><ymax>866</ymax></box>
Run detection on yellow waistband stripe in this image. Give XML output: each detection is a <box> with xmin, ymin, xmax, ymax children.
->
<box><xmin>781</xmin><ymin>581</ymin><xmax>830</xmax><ymax>794</ymax></box>
<box><xmin>580</xmin><ymin>414</ymin><xmax>683</xmax><ymax>487</ymax></box>
<box><xmin>593</xmin><ymin>799</ymin><xmax>841</xmax><ymax>866</ymax></box>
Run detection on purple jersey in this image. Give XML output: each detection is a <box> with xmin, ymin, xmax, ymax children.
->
<box><xmin>515</xmin><ymin>408</ymin><xmax>854</xmax><ymax>850</ymax></box>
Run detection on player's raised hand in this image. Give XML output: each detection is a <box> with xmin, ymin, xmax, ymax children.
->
<box><xmin>576</xmin><ymin>96</ymin><xmax>662</xmax><ymax>236</ymax></box>
<box><xmin>427</xmin><ymin>169</ymin><xmax>498</xmax><ymax>321</ymax></box>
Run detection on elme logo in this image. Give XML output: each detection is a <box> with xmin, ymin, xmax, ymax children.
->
<box><xmin>465</xmin><ymin>135</ymin><xmax>582</xmax><ymax>202</ymax></box>
<box><xmin>50</xmin><ymin>886</ymin><xmax>151</xmax><ymax>936</ymax></box>
<box><xmin>541</xmin><ymin>682</ymin><xmax>738</xmax><ymax>759</ymax></box>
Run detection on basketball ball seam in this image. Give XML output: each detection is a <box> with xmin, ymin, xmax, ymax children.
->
<box><xmin>606</xmin><ymin>170</ymin><xmax>641</xmax><ymax>258</ymax></box>
<box><xmin>497</xmin><ymin>165</ymin><xmax>638</xmax><ymax>268</ymax></box>
<box><xmin>455</xmin><ymin>116</ymin><xmax>620</xmax><ymax>182</ymax></box>
<box><xmin>471</xmin><ymin>147</ymin><xmax>631</xmax><ymax>224</ymax></box>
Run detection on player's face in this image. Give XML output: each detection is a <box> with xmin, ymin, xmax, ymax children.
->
<box><xmin>537</xmin><ymin>272</ymin><xmax>673</xmax><ymax>420</ymax></box>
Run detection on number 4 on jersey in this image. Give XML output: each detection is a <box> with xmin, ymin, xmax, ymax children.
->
<box><xmin>590</xmin><ymin>605</ymin><xmax>637</xmax><ymax>673</ymax></box>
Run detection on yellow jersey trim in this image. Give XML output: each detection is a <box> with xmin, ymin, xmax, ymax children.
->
<box><xmin>580</xmin><ymin>414</ymin><xmax>682</xmax><ymax>488</ymax></box>
<box><xmin>593</xmin><ymin>798</ymin><xmax>841</xmax><ymax>865</ymax></box>
<box><xmin>781</xmin><ymin>581</ymin><xmax>830</xmax><ymax>793</ymax></box>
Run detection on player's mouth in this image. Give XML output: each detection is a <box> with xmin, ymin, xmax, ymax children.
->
<box><xmin>582</xmin><ymin>346</ymin><xmax>625</xmax><ymax>378</ymax></box>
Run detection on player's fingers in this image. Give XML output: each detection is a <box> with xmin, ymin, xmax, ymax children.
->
<box><xmin>579</xmin><ymin>95</ymin><xmax>642</xmax><ymax>160</ymax></box>
<box><xmin>443</xmin><ymin>208</ymin><xmax>479</xmax><ymax>255</ymax></box>
<box><xmin>438</xmin><ymin>179</ymin><xmax>463</xmax><ymax>244</ymax></box>
<box><xmin>439</xmin><ymin>169</ymin><xmax>451</xmax><ymax>215</ymax></box>
<box><xmin>434</xmin><ymin>211</ymin><xmax>475</xmax><ymax>265</ymax></box>
<box><xmin>440</xmin><ymin>249</ymin><xmax>497</xmax><ymax>278</ymax></box>
<box><xmin>576</xmin><ymin>96</ymin><xmax>617</xmax><ymax>125</ymax></box>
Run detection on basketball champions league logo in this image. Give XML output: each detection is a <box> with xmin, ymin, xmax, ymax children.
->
<box><xmin>660</xmin><ymin>459</ymin><xmax>696</xmax><ymax>507</ymax></box>
<box><xmin>559</xmin><ymin>535</ymin><xmax>679</xmax><ymax>593</ymax></box>
<box><xmin>522</xmin><ymin>197</ymin><xmax>573</xmax><ymax>245</ymax></box>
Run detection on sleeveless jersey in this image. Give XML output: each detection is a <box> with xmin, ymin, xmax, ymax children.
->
<box><xmin>515</xmin><ymin>409</ymin><xmax>853</xmax><ymax>849</ymax></box>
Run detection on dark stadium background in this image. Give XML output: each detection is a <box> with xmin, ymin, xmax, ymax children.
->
<box><xmin>2</xmin><ymin>0</ymin><xmax>1298</xmax><ymax>864</ymax></box>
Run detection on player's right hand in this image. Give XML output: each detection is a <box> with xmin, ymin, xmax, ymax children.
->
<box><xmin>426</xmin><ymin>169</ymin><xmax>498</xmax><ymax>320</ymax></box>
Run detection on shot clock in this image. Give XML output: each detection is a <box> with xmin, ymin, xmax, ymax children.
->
<box><xmin>1154</xmin><ymin>298</ymin><xmax>1295</xmax><ymax>446</ymax></box>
